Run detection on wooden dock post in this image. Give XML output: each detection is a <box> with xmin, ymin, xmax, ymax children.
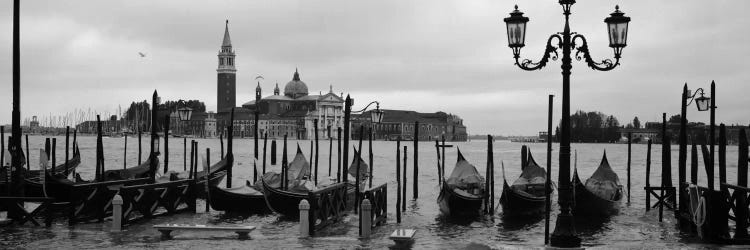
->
<box><xmin>355</xmin><ymin>126</ymin><xmax>364</xmax><ymax>214</ymax></box>
<box><xmin>485</xmin><ymin>135</ymin><xmax>491</xmax><ymax>214</ymax></box>
<box><xmin>441</xmin><ymin>135</ymin><xmax>446</xmax><ymax>179</ymax></box>
<box><xmin>52</xmin><ymin>138</ymin><xmax>56</xmax><ymax>168</ymax></box>
<box><xmin>263</xmin><ymin>133</ymin><xmax>268</xmax><ymax>174</ymax></box>
<box><xmin>490</xmin><ymin>137</ymin><xmax>495</xmax><ymax>214</ymax></box>
<box><xmin>435</xmin><ymin>140</ymin><xmax>441</xmax><ymax>185</ymax></box>
<box><xmin>646</xmin><ymin>139</ymin><xmax>652</xmax><ymax>210</ymax></box>
<box><xmin>183</xmin><ymin>137</ymin><xmax>187</xmax><ymax>171</ymax></box>
<box><xmin>123</xmin><ymin>130</ymin><xmax>127</xmax><ymax>170</ymax></box>
<box><xmin>205</xmin><ymin>148</ymin><xmax>211</xmax><ymax>212</ymax></box>
<box><xmin>138</xmin><ymin>129</ymin><xmax>142</xmax><ymax>164</ymax></box>
<box><xmin>545</xmin><ymin>94</ymin><xmax>553</xmax><ymax>244</ymax></box>
<box><xmin>396</xmin><ymin>138</ymin><xmax>401</xmax><ymax>223</ymax></box>
<box><xmin>314</xmin><ymin>119</ymin><xmax>319</xmax><ymax>186</ymax></box>
<box><xmin>413</xmin><ymin>121</ymin><xmax>419</xmax><ymax>199</ymax></box>
<box><xmin>627</xmin><ymin>132</ymin><xmax>632</xmax><ymax>204</ymax></box>
<box><xmin>271</xmin><ymin>139</ymin><xmax>276</xmax><ymax>165</ymax></box>
<box><xmin>112</xmin><ymin>194</ymin><xmax>123</xmax><ymax>231</ymax></box>
<box><xmin>678</xmin><ymin>84</ymin><xmax>688</xmax><ymax>218</ymax></box>
<box><xmin>343</xmin><ymin>95</ymin><xmax>351</xmax><ymax>184</ymax></box>
<box><xmin>282</xmin><ymin>135</ymin><xmax>288</xmax><ymax>190</ymax></box>
<box><xmin>164</xmin><ymin>115</ymin><xmax>169</xmax><ymax>173</ymax></box>
<box><xmin>329</xmin><ymin>132</ymin><xmax>333</xmax><ymax>177</ymax></box>
<box><xmin>337</xmin><ymin>127</ymin><xmax>342</xmax><ymax>182</ymax></box>
<box><xmin>299</xmin><ymin>199</ymin><xmax>310</xmax><ymax>237</ymax></box>
<box><xmin>25</xmin><ymin>133</ymin><xmax>30</xmax><ymax>170</ymax></box>
<box><xmin>361</xmin><ymin>199</ymin><xmax>372</xmax><ymax>238</ymax></box>
<box><xmin>220</xmin><ymin>132</ymin><xmax>224</xmax><ymax>159</ymax></box>
<box><xmin>691</xmin><ymin>143</ymin><xmax>698</xmax><ymax>184</ymax></box>
<box><xmin>403</xmin><ymin>146</ymin><xmax>407</xmax><ymax>212</ymax></box>
<box><xmin>254</xmin><ymin>110</ymin><xmax>260</xmax><ymax>181</ymax></box>
<box><xmin>735</xmin><ymin>129</ymin><xmax>749</xmax><ymax>239</ymax></box>
<box><xmin>702</xmin><ymin>144</ymin><xmax>713</xmax><ymax>190</ymax></box>
<box><xmin>521</xmin><ymin>145</ymin><xmax>528</xmax><ymax>169</ymax></box>
<box><xmin>369</xmin><ymin>127</ymin><xmax>373</xmax><ymax>189</ymax></box>
<box><xmin>65</xmin><ymin>127</ymin><xmax>69</xmax><ymax>176</ymax></box>
<box><xmin>189</xmin><ymin>140</ymin><xmax>194</xmax><ymax>179</ymax></box>
<box><xmin>719</xmin><ymin>124</ymin><xmax>727</xmax><ymax>193</ymax></box>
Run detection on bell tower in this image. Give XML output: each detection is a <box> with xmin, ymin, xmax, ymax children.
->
<box><xmin>217</xmin><ymin>20</ymin><xmax>236</xmax><ymax>113</ymax></box>
<box><xmin>255</xmin><ymin>82</ymin><xmax>262</xmax><ymax>102</ymax></box>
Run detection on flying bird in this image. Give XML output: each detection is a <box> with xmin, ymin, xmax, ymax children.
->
<box><xmin>138</xmin><ymin>52</ymin><xmax>147</xmax><ymax>57</ymax></box>
<box><xmin>255</xmin><ymin>75</ymin><xmax>264</xmax><ymax>80</ymax></box>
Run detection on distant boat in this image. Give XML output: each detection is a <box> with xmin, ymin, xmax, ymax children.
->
<box><xmin>572</xmin><ymin>151</ymin><xmax>623</xmax><ymax>216</ymax></box>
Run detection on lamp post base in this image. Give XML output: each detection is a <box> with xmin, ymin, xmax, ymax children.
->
<box><xmin>550</xmin><ymin>214</ymin><xmax>581</xmax><ymax>248</ymax></box>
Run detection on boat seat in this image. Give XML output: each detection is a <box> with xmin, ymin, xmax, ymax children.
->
<box><xmin>153</xmin><ymin>224</ymin><xmax>255</xmax><ymax>239</ymax></box>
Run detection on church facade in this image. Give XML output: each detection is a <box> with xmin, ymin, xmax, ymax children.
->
<box><xmin>213</xmin><ymin>20</ymin><xmax>345</xmax><ymax>139</ymax></box>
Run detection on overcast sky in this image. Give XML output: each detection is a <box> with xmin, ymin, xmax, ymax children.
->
<box><xmin>0</xmin><ymin>0</ymin><xmax>748</xmax><ymax>135</ymax></box>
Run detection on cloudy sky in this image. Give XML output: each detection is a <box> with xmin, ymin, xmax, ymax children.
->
<box><xmin>0</xmin><ymin>0</ymin><xmax>748</xmax><ymax>135</ymax></box>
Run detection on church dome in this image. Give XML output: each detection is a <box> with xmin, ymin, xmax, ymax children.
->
<box><xmin>284</xmin><ymin>69</ymin><xmax>309</xmax><ymax>98</ymax></box>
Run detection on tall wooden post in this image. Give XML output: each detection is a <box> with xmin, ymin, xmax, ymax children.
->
<box><xmin>396</xmin><ymin>138</ymin><xmax>401</xmax><ymax>223</ymax></box>
<box><xmin>183</xmin><ymin>137</ymin><xmax>187</xmax><ymax>171</ymax></box>
<box><xmin>314</xmin><ymin>119</ymin><xmax>319</xmax><ymax>186</ymax></box>
<box><xmin>521</xmin><ymin>145</ymin><xmax>528</xmax><ymax>169</ymax></box>
<box><xmin>205</xmin><ymin>148</ymin><xmax>211</xmax><ymax>212</ymax></box>
<box><xmin>485</xmin><ymin>135</ymin><xmax>491</xmax><ymax>214</ymax></box>
<box><xmin>123</xmin><ymin>130</ymin><xmax>128</xmax><ymax>170</ymax></box>
<box><xmin>413</xmin><ymin>121</ymin><xmax>418</xmax><ymax>199</ymax></box>
<box><xmin>25</xmin><ymin>133</ymin><xmax>29</xmax><ymax>170</ymax></box>
<box><xmin>356</xmin><ymin>126</ymin><xmax>364</xmax><ymax>213</ymax></box>
<box><xmin>718</xmin><ymin>124</ymin><xmax>727</xmax><ymax>192</ymax></box>
<box><xmin>627</xmin><ymin>132</ymin><xmax>632</xmax><ymax>204</ymax></box>
<box><xmin>678</xmin><ymin>84</ymin><xmax>688</xmax><ymax>217</ymax></box>
<box><xmin>52</xmin><ymin>138</ymin><xmax>56</xmax><ymax>169</ymax></box>
<box><xmin>368</xmin><ymin>127</ymin><xmax>373</xmax><ymax>188</ymax></box>
<box><xmin>646</xmin><ymin>139</ymin><xmax>652</xmax><ymax>210</ymax></box>
<box><xmin>1</xmin><ymin>128</ymin><xmax>5</xmax><ymax>195</ymax></box>
<box><xmin>189</xmin><ymin>140</ymin><xmax>194</xmax><ymax>179</ymax></box>
<box><xmin>661</xmin><ymin>113</ymin><xmax>672</xmax><ymax>187</ymax></box>
<box><xmin>163</xmin><ymin>115</ymin><xmax>169</xmax><ymax>173</ymax></box>
<box><xmin>402</xmin><ymin>146</ymin><xmax>407</xmax><ymax>212</ymax></box>
<box><xmin>263</xmin><ymin>133</ymin><xmax>268</xmax><ymax>174</ymax></box>
<box><xmin>734</xmin><ymin>129</ymin><xmax>749</xmax><ymax>239</ymax></box>
<box><xmin>254</xmin><ymin>111</ymin><xmax>259</xmax><ymax>182</ymax></box>
<box><xmin>702</xmin><ymin>144</ymin><xmax>712</xmax><ymax>190</ymax></box>
<box><xmin>329</xmin><ymin>133</ymin><xmax>333</xmax><ymax>177</ymax></box>
<box><xmin>65</xmin><ymin>127</ymin><xmax>70</xmax><ymax>175</ymax></box>
<box><xmin>441</xmin><ymin>135</ymin><xmax>446</xmax><ymax>179</ymax></box>
<box><xmin>435</xmin><ymin>140</ymin><xmax>441</xmax><ymax>185</ymax></box>
<box><xmin>545</xmin><ymin>94</ymin><xmax>553</xmax><ymax>244</ymax></box>
<box><xmin>220</xmin><ymin>132</ymin><xmax>224</xmax><ymax>159</ymax></box>
<box><xmin>10</xmin><ymin>0</ymin><xmax>25</xmax><ymax>204</ymax></box>
<box><xmin>343</xmin><ymin>95</ymin><xmax>351</xmax><ymax>183</ymax></box>
<box><xmin>337</xmin><ymin>127</ymin><xmax>342</xmax><ymax>182</ymax></box>
<box><xmin>282</xmin><ymin>134</ymin><xmax>288</xmax><ymax>190</ymax></box>
<box><xmin>691</xmin><ymin>143</ymin><xmax>698</xmax><ymax>184</ymax></box>
<box><xmin>271</xmin><ymin>139</ymin><xmax>276</xmax><ymax>165</ymax></box>
<box><xmin>227</xmin><ymin>108</ymin><xmax>234</xmax><ymax>188</ymax></box>
<box><xmin>138</xmin><ymin>129</ymin><xmax>142</xmax><ymax>164</ymax></box>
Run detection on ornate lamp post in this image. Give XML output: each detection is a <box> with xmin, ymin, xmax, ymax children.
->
<box><xmin>342</xmin><ymin>99</ymin><xmax>384</xmax><ymax>183</ymax></box>
<box><xmin>503</xmin><ymin>2</ymin><xmax>630</xmax><ymax>247</ymax></box>
<box><xmin>176</xmin><ymin>100</ymin><xmax>193</xmax><ymax>136</ymax></box>
<box><xmin>678</xmin><ymin>83</ymin><xmax>712</xmax><ymax>220</ymax></box>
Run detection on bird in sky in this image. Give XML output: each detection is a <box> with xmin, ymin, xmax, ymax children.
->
<box><xmin>255</xmin><ymin>75</ymin><xmax>264</xmax><ymax>80</ymax></box>
<box><xmin>138</xmin><ymin>52</ymin><xmax>147</xmax><ymax>57</ymax></box>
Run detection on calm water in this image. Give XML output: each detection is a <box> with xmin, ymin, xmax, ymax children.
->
<box><xmin>1</xmin><ymin>135</ymin><xmax>744</xmax><ymax>249</ymax></box>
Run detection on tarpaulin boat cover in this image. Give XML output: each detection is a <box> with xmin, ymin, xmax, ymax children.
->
<box><xmin>348</xmin><ymin>148</ymin><xmax>369</xmax><ymax>181</ymax></box>
<box><xmin>446</xmin><ymin>149</ymin><xmax>485</xmax><ymax>190</ymax></box>
<box><xmin>512</xmin><ymin>152</ymin><xmax>547</xmax><ymax>186</ymax></box>
<box><xmin>286</xmin><ymin>146</ymin><xmax>313</xmax><ymax>192</ymax></box>
<box><xmin>584</xmin><ymin>152</ymin><xmax>622</xmax><ymax>200</ymax></box>
<box><xmin>253</xmin><ymin>171</ymin><xmax>281</xmax><ymax>191</ymax></box>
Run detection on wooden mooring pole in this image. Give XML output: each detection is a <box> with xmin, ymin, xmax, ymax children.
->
<box><xmin>485</xmin><ymin>135</ymin><xmax>491</xmax><ymax>214</ymax></box>
<box><xmin>263</xmin><ymin>133</ymin><xmax>268</xmax><ymax>174</ymax></box>
<box><xmin>65</xmin><ymin>127</ymin><xmax>69</xmax><ymax>175</ymax></box>
<box><xmin>402</xmin><ymin>145</ymin><xmax>407</xmax><ymax>212</ymax></box>
<box><xmin>205</xmin><ymin>147</ymin><xmax>211</xmax><ymax>212</ymax></box>
<box><xmin>646</xmin><ymin>139</ymin><xmax>652</xmax><ymax>210</ymax></box>
<box><xmin>369</xmin><ymin>127</ymin><xmax>373</xmax><ymax>189</ymax></box>
<box><xmin>435</xmin><ymin>140</ymin><xmax>441</xmax><ymax>185</ymax></box>
<box><xmin>314</xmin><ymin>119</ymin><xmax>319</xmax><ymax>186</ymax></box>
<box><xmin>183</xmin><ymin>137</ymin><xmax>187</xmax><ymax>171</ymax></box>
<box><xmin>413</xmin><ymin>121</ymin><xmax>419</xmax><ymax>199</ymax></box>
<box><xmin>691</xmin><ymin>143</ymin><xmax>698</xmax><ymax>184</ymax></box>
<box><xmin>719</xmin><ymin>124</ymin><xmax>727</xmax><ymax>193</ymax></box>
<box><xmin>735</xmin><ymin>129</ymin><xmax>749</xmax><ymax>238</ymax></box>
<box><xmin>396</xmin><ymin>138</ymin><xmax>401</xmax><ymax>223</ymax></box>
<box><xmin>271</xmin><ymin>139</ymin><xmax>277</xmax><ymax>165</ymax></box>
<box><xmin>25</xmin><ymin>133</ymin><xmax>30</xmax><ymax>170</ymax></box>
<box><xmin>329</xmin><ymin>132</ymin><xmax>333</xmax><ymax>177</ymax></box>
<box><xmin>627</xmin><ymin>132</ymin><xmax>632</xmax><ymax>204</ymax></box>
<box><xmin>337</xmin><ymin>127</ymin><xmax>342</xmax><ymax>182</ymax></box>
<box><xmin>164</xmin><ymin>115</ymin><xmax>169</xmax><ymax>173</ymax></box>
<box><xmin>220</xmin><ymin>132</ymin><xmax>224</xmax><ymax>159</ymax></box>
<box><xmin>138</xmin><ymin>129</ymin><xmax>142</xmax><ymax>164</ymax></box>
<box><xmin>545</xmin><ymin>94</ymin><xmax>553</xmax><ymax>245</ymax></box>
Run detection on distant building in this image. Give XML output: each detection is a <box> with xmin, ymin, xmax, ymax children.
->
<box><xmin>352</xmin><ymin>110</ymin><xmax>467</xmax><ymax>141</ymax></box>
<box><xmin>174</xmin><ymin>111</ymin><xmax>217</xmax><ymax>138</ymax></box>
<box><xmin>216</xmin><ymin>20</ymin><xmax>236</xmax><ymax>114</ymax></box>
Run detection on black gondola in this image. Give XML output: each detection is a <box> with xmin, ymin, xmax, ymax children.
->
<box><xmin>102</xmin><ymin>153</ymin><xmax>160</xmax><ymax>181</ymax></box>
<box><xmin>437</xmin><ymin>149</ymin><xmax>487</xmax><ymax>217</ymax></box>
<box><xmin>500</xmin><ymin>150</ymin><xmax>551</xmax><ymax>216</ymax></box>
<box><xmin>20</xmin><ymin>144</ymin><xmax>82</xmax><ymax>197</ymax></box>
<box><xmin>573</xmin><ymin>151</ymin><xmax>623</xmax><ymax>216</ymax></box>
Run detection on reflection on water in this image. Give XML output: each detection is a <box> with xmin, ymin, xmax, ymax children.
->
<box><xmin>1</xmin><ymin>136</ymin><xmax>737</xmax><ymax>248</ymax></box>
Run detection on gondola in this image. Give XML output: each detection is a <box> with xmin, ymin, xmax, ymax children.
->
<box><xmin>262</xmin><ymin>146</ymin><xmax>359</xmax><ymax>218</ymax></box>
<box><xmin>24</xmin><ymin>143</ymin><xmax>82</xmax><ymax>178</ymax></box>
<box><xmin>500</xmin><ymin>150</ymin><xmax>551</xmax><ymax>216</ymax></box>
<box><xmin>437</xmin><ymin>149</ymin><xmax>487</xmax><ymax>217</ymax></box>
<box><xmin>572</xmin><ymin>151</ymin><xmax>623</xmax><ymax>216</ymax></box>
<box><xmin>102</xmin><ymin>153</ymin><xmax>160</xmax><ymax>181</ymax></box>
<box><xmin>21</xmin><ymin>144</ymin><xmax>82</xmax><ymax>197</ymax></box>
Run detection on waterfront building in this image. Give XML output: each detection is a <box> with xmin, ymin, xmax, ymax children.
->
<box><xmin>216</xmin><ymin>20</ymin><xmax>236</xmax><ymax>114</ymax></box>
<box><xmin>352</xmin><ymin>109</ymin><xmax>467</xmax><ymax>141</ymax></box>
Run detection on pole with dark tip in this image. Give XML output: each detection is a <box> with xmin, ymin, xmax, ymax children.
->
<box><xmin>343</xmin><ymin>95</ymin><xmax>351</xmax><ymax>183</ymax></box>
<box><xmin>189</xmin><ymin>140</ymin><xmax>194</xmax><ymax>179</ymax></box>
<box><xmin>735</xmin><ymin>129</ymin><xmax>748</xmax><ymax>239</ymax></box>
<box><xmin>337</xmin><ymin>127</ymin><xmax>342</xmax><ymax>182</ymax></box>
<box><xmin>402</xmin><ymin>145</ymin><xmax>407</xmax><ymax>212</ymax></box>
<box><xmin>271</xmin><ymin>139</ymin><xmax>276</xmax><ymax>165</ymax></box>
<box><xmin>1</xmin><ymin>128</ymin><xmax>5</xmax><ymax>196</ymax></box>
<box><xmin>678</xmin><ymin>84</ymin><xmax>688</xmax><ymax>217</ymax></box>
<box><xmin>627</xmin><ymin>132</ymin><xmax>632</xmax><ymax>204</ymax></box>
<box><xmin>11</xmin><ymin>0</ymin><xmax>26</xmax><ymax>203</ymax></box>
<box><xmin>282</xmin><ymin>134</ymin><xmax>288</xmax><ymax>190</ymax></box>
<box><xmin>227</xmin><ymin>108</ymin><xmax>234</xmax><ymax>188</ymax></box>
<box><xmin>662</xmin><ymin>113</ymin><xmax>672</xmax><ymax>188</ymax></box>
<box><xmin>356</xmin><ymin>126</ymin><xmax>364</xmax><ymax>213</ymax></box>
<box><xmin>369</xmin><ymin>127</ymin><xmax>373</xmax><ymax>188</ymax></box>
<box><xmin>719</xmin><ymin>124</ymin><xmax>726</xmax><ymax>193</ymax></box>
<box><xmin>45</xmin><ymin>138</ymin><xmax>50</xmax><ymax>161</ymax></box>
<box><xmin>646</xmin><ymin>139</ymin><xmax>652</xmax><ymax>210</ymax></box>
<box><xmin>314</xmin><ymin>119</ymin><xmax>319</xmax><ymax>186</ymax></box>
<box><xmin>263</xmin><ymin>132</ymin><xmax>268</xmax><ymax>174</ymax></box>
<box><xmin>25</xmin><ymin>133</ymin><xmax>30</xmax><ymax>170</ymax></box>
<box><xmin>183</xmin><ymin>137</ymin><xmax>187</xmax><ymax>171</ymax></box>
<box><xmin>435</xmin><ymin>140</ymin><xmax>441</xmax><ymax>185</ymax></box>
<box><xmin>254</xmin><ymin>110</ymin><xmax>259</xmax><ymax>177</ymax></box>
<box><xmin>486</xmin><ymin>135</ymin><xmax>491</xmax><ymax>214</ymax></box>
<box><xmin>490</xmin><ymin>136</ymin><xmax>495</xmax><ymax>214</ymax></box>
<box><xmin>138</xmin><ymin>129</ymin><xmax>142</xmax><ymax>164</ymax></box>
<box><xmin>205</xmin><ymin>148</ymin><xmax>210</xmax><ymax>212</ymax></box>
<box><xmin>413</xmin><ymin>121</ymin><xmax>418</xmax><ymax>199</ymax></box>
<box><xmin>52</xmin><ymin>138</ymin><xmax>56</xmax><ymax>169</ymax></box>
<box><xmin>220</xmin><ymin>132</ymin><xmax>224</xmax><ymax>159</ymax></box>
<box><xmin>441</xmin><ymin>135</ymin><xmax>446</xmax><ymax>180</ymax></box>
<box><xmin>709</xmin><ymin>81</ymin><xmax>716</xmax><ymax>191</ymax></box>
<box><xmin>329</xmin><ymin>133</ymin><xmax>333</xmax><ymax>177</ymax></box>
<box><xmin>123</xmin><ymin>130</ymin><xmax>127</xmax><ymax>170</ymax></box>
<box><xmin>396</xmin><ymin>138</ymin><xmax>401</xmax><ymax>223</ymax></box>
<box><xmin>545</xmin><ymin>94</ymin><xmax>553</xmax><ymax>245</ymax></box>
<box><xmin>522</xmin><ymin>145</ymin><xmax>528</xmax><ymax>169</ymax></box>
<box><xmin>164</xmin><ymin>115</ymin><xmax>169</xmax><ymax>173</ymax></box>
<box><xmin>691</xmin><ymin>143</ymin><xmax>698</xmax><ymax>184</ymax></box>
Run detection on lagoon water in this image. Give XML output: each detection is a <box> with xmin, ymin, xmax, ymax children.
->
<box><xmin>1</xmin><ymin>135</ymin><xmax>740</xmax><ymax>249</ymax></box>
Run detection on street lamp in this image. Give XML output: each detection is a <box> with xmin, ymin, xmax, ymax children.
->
<box><xmin>503</xmin><ymin>2</ymin><xmax>630</xmax><ymax>248</ymax></box>
<box><xmin>686</xmin><ymin>88</ymin><xmax>711</xmax><ymax>112</ymax></box>
<box><xmin>342</xmin><ymin>98</ymin><xmax>383</xmax><ymax>183</ymax></box>
<box><xmin>176</xmin><ymin>100</ymin><xmax>193</xmax><ymax>137</ymax></box>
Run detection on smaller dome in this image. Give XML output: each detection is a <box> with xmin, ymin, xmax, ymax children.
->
<box><xmin>284</xmin><ymin>69</ymin><xmax>309</xmax><ymax>98</ymax></box>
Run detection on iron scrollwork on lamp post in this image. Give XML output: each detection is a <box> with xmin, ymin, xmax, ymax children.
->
<box><xmin>503</xmin><ymin>1</ymin><xmax>630</xmax><ymax>247</ymax></box>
